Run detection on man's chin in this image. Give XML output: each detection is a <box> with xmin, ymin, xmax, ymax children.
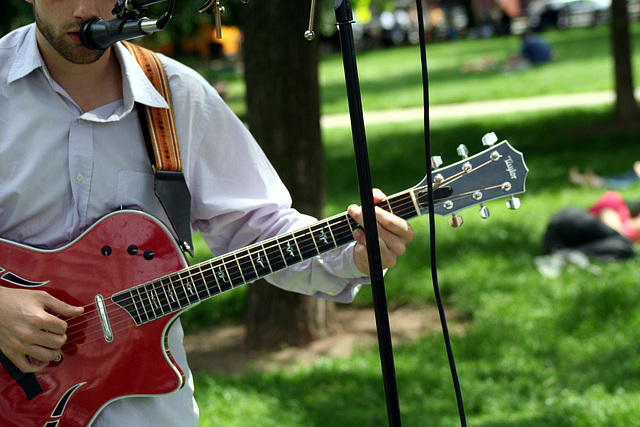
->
<box><xmin>62</xmin><ymin>44</ymin><xmax>106</xmax><ymax>64</ymax></box>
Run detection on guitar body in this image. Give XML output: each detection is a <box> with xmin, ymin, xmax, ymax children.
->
<box><xmin>0</xmin><ymin>211</ymin><xmax>188</xmax><ymax>427</ymax></box>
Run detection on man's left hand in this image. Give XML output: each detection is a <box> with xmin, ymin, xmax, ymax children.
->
<box><xmin>348</xmin><ymin>189</ymin><xmax>415</xmax><ymax>275</ymax></box>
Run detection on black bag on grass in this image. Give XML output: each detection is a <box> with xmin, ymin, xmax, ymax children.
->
<box><xmin>542</xmin><ymin>207</ymin><xmax>637</xmax><ymax>261</ymax></box>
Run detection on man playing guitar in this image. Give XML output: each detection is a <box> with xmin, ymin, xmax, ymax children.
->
<box><xmin>0</xmin><ymin>0</ymin><xmax>414</xmax><ymax>425</ymax></box>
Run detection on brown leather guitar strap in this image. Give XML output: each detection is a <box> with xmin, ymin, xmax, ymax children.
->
<box><xmin>123</xmin><ymin>41</ymin><xmax>193</xmax><ymax>256</ymax></box>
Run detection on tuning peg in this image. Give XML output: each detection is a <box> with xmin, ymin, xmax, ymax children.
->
<box><xmin>482</xmin><ymin>132</ymin><xmax>498</xmax><ymax>146</ymax></box>
<box><xmin>449</xmin><ymin>213</ymin><xmax>463</xmax><ymax>228</ymax></box>
<box><xmin>506</xmin><ymin>196</ymin><xmax>521</xmax><ymax>210</ymax></box>
<box><xmin>431</xmin><ymin>156</ymin><xmax>443</xmax><ymax>170</ymax></box>
<box><xmin>456</xmin><ymin>144</ymin><xmax>469</xmax><ymax>159</ymax></box>
<box><xmin>479</xmin><ymin>203</ymin><xmax>490</xmax><ymax>219</ymax></box>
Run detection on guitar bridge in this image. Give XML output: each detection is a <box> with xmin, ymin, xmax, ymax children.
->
<box><xmin>95</xmin><ymin>294</ymin><xmax>113</xmax><ymax>342</ymax></box>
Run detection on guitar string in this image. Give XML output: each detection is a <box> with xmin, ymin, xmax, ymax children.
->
<box><xmin>63</xmin><ymin>182</ymin><xmax>506</xmax><ymax>352</ymax></box>
<box><xmin>61</xmin><ymin>161</ymin><xmax>502</xmax><ymax>348</ymax></box>
<box><xmin>61</xmin><ymin>190</ymin><xmax>422</xmax><ymax>347</ymax></box>
<box><xmin>61</xmin><ymin>163</ymin><xmax>495</xmax><ymax>348</ymax></box>
<box><xmin>62</xmin><ymin>209</ymin><xmax>365</xmax><ymax>348</ymax></box>
<box><xmin>61</xmin><ymin>211</ymin><xmax>358</xmax><ymax>347</ymax></box>
<box><xmin>62</xmin><ymin>157</ymin><xmax>506</xmax><ymax>348</ymax></box>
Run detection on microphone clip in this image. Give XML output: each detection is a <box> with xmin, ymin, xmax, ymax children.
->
<box><xmin>198</xmin><ymin>0</ymin><xmax>225</xmax><ymax>39</ymax></box>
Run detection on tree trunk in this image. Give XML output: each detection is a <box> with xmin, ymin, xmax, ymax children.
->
<box><xmin>611</xmin><ymin>0</ymin><xmax>640</xmax><ymax>123</ymax></box>
<box><xmin>241</xmin><ymin>0</ymin><xmax>340</xmax><ymax>350</ymax></box>
<box><xmin>245</xmin><ymin>282</ymin><xmax>338</xmax><ymax>349</ymax></box>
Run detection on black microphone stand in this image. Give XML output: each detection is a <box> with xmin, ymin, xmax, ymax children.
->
<box><xmin>334</xmin><ymin>0</ymin><xmax>401</xmax><ymax>425</ymax></box>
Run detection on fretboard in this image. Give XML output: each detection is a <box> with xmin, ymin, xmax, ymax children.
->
<box><xmin>112</xmin><ymin>187</ymin><xmax>428</xmax><ymax>325</ymax></box>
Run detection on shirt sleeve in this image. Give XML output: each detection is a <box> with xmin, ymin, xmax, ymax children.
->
<box><xmin>162</xmin><ymin>57</ymin><xmax>369</xmax><ymax>303</ymax></box>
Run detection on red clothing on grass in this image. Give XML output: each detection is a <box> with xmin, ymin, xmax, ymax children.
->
<box><xmin>589</xmin><ymin>191</ymin><xmax>639</xmax><ymax>242</ymax></box>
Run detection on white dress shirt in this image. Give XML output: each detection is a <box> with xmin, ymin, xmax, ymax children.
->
<box><xmin>0</xmin><ymin>24</ymin><xmax>366</xmax><ymax>426</ymax></box>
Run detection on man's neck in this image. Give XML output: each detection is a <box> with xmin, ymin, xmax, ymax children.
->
<box><xmin>37</xmin><ymin>32</ymin><xmax>123</xmax><ymax>113</ymax></box>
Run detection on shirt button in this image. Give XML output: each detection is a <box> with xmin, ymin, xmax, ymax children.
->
<box><xmin>77</xmin><ymin>118</ymin><xmax>84</xmax><ymax>124</ymax></box>
<box><xmin>76</xmin><ymin>173</ymin><xmax>84</xmax><ymax>182</ymax></box>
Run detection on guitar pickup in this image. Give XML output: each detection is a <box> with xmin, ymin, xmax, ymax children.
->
<box><xmin>95</xmin><ymin>294</ymin><xmax>113</xmax><ymax>342</ymax></box>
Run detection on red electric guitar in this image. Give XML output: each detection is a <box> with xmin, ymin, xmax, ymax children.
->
<box><xmin>0</xmin><ymin>139</ymin><xmax>527</xmax><ymax>426</ymax></box>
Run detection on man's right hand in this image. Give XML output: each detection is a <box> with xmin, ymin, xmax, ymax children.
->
<box><xmin>0</xmin><ymin>287</ymin><xmax>83</xmax><ymax>373</ymax></box>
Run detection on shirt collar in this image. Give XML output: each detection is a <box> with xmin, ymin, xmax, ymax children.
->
<box><xmin>7</xmin><ymin>24</ymin><xmax>45</xmax><ymax>84</ymax></box>
<box><xmin>7</xmin><ymin>24</ymin><xmax>169</xmax><ymax>111</ymax></box>
<box><xmin>113</xmin><ymin>41</ymin><xmax>169</xmax><ymax>111</ymax></box>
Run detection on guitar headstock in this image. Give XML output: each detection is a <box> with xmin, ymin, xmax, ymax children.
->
<box><xmin>413</xmin><ymin>135</ymin><xmax>528</xmax><ymax>226</ymax></box>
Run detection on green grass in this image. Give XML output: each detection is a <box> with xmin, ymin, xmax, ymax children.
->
<box><xmin>319</xmin><ymin>24</ymin><xmax>640</xmax><ymax>114</ymax></box>
<box><xmin>190</xmin><ymin>103</ymin><xmax>640</xmax><ymax>426</ymax></box>
<box><xmin>180</xmin><ymin>25</ymin><xmax>640</xmax><ymax>426</ymax></box>
<box><xmin>190</xmin><ymin>24</ymin><xmax>640</xmax><ymax>117</ymax></box>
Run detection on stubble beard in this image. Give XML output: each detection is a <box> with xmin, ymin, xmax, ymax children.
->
<box><xmin>33</xmin><ymin>9</ymin><xmax>106</xmax><ymax>65</ymax></box>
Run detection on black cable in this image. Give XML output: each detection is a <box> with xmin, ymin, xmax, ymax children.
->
<box><xmin>414</xmin><ymin>2</ymin><xmax>466</xmax><ymax>425</ymax></box>
<box><xmin>157</xmin><ymin>0</ymin><xmax>175</xmax><ymax>28</ymax></box>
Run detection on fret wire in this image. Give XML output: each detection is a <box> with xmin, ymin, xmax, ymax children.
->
<box><xmin>290</xmin><ymin>232</ymin><xmax>302</xmax><ymax>260</ymax></box>
<box><xmin>142</xmin><ymin>284</ymin><xmax>157</xmax><ymax>322</ymax></box>
<box><xmin>309</xmin><ymin>224</ymin><xmax>320</xmax><ymax>254</ymax></box>
<box><xmin>260</xmin><ymin>242</ymin><xmax>273</xmax><ymax>273</ymax></box>
<box><xmin>202</xmin><ymin>264</ymin><xmax>222</xmax><ymax>296</ymax></box>
<box><xmin>174</xmin><ymin>272</ymin><xmax>191</xmax><ymax>305</ymax></box>
<box><xmin>390</xmin><ymin>191</ymin><xmax>413</xmax><ymax>218</ymax></box>
<box><xmin>248</xmin><ymin>246</ymin><xmax>260</xmax><ymax>278</ymax></box>
<box><xmin>196</xmin><ymin>266</ymin><xmax>213</xmax><ymax>299</ymax></box>
<box><xmin>162</xmin><ymin>274</ymin><xmax>186</xmax><ymax>313</ymax></box>
<box><xmin>184</xmin><ymin>273</ymin><xmax>200</xmax><ymax>304</ymax></box>
<box><xmin>150</xmin><ymin>281</ymin><xmax>163</xmax><ymax>313</ymax></box>
<box><xmin>222</xmin><ymin>258</ymin><xmax>235</xmax><ymax>290</ymax></box>
<box><xmin>142</xmin><ymin>282</ymin><xmax>159</xmax><ymax>321</ymax></box>
<box><xmin>212</xmin><ymin>260</ymin><xmax>230</xmax><ymax>292</ymax></box>
<box><xmin>235</xmin><ymin>249</ymin><xmax>256</xmax><ymax>282</ymax></box>
<box><xmin>149</xmin><ymin>283</ymin><xmax>164</xmax><ymax>315</ymax></box>
<box><xmin>165</xmin><ymin>276</ymin><xmax>180</xmax><ymax>310</ymax></box>
<box><xmin>232</xmin><ymin>252</ymin><xmax>246</xmax><ymax>284</ymax></box>
<box><xmin>387</xmin><ymin>192</ymin><xmax>405</xmax><ymax>214</ymax></box>
<box><xmin>134</xmin><ymin>286</ymin><xmax>149</xmax><ymax>324</ymax></box>
<box><xmin>129</xmin><ymin>291</ymin><xmax>142</xmax><ymax>324</ymax></box>
<box><xmin>196</xmin><ymin>263</ymin><xmax>220</xmax><ymax>298</ymax></box>
<box><xmin>221</xmin><ymin>259</ymin><xmax>233</xmax><ymax>286</ymax></box>
<box><xmin>275</xmin><ymin>236</ymin><xmax>288</xmax><ymax>268</ymax></box>
<box><xmin>144</xmin><ymin>284</ymin><xmax>160</xmax><ymax>321</ymax></box>
<box><xmin>175</xmin><ymin>272</ymin><xmax>191</xmax><ymax>308</ymax></box>
<box><xmin>326</xmin><ymin>220</ymin><xmax>338</xmax><ymax>246</ymax></box>
<box><xmin>344</xmin><ymin>213</ymin><xmax>355</xmax><ymax>234</ymax></box>
<box><xmin>160</xmin><ymin>278</ymin><xmax>176</xmax><ymax>313</ymax></box>
<box><xmin>183</xmin><ymin>268</ymin><xmax>208</xmax><ymax>301</ymax></box>
<box><xmin>296</xmin><ymin>228</ymin><xmax>316</xmax><ymax>259</ymax></box>
<box><xmin>222</xmin><ymin>252</ymin><xmax>245</xmax><ymax>287</ymax></box>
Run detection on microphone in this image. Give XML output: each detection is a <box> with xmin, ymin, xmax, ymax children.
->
<box><xmin>79</xmin><ymin>15</ymin><xmax>167</xmax><ymax>50</ymax></box>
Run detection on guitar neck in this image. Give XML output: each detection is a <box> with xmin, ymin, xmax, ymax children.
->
<box><xmin>112</xmin><ymin>187</ymin><xmax>424</xmax><ymax>325</ymax></box>
<box><xmin>111</xmin><ymin>139</ymin><xmax>528</xmax><ymax>325</ymax></box>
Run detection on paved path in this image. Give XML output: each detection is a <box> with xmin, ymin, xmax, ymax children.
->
<box><xmin>321</xmin><ymin>90</ymin><xmax>626</xmax><ymax>128</ymax></box>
